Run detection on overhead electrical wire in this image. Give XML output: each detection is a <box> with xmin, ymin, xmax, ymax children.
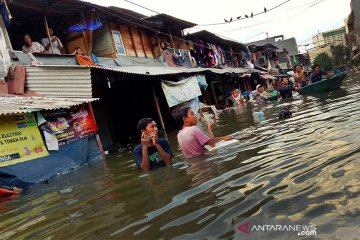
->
<box><xmin>103</xmin><ymin>0</ymin><xmax>326</xmax><ymax>55</ymax></box>
<box><xmin>197</xmin><ymin>0</ymin><xmax>292</xmax><ymax>27</ymax></box>
<box><xmin>220</xmin><ymin>0</ymin><xmax>324</xmax><ymax>33</ymax></box>
<box><xmin>123</xmin><ymin>0</ymin><xmax>160</xmax><ymax>15</ymax></box>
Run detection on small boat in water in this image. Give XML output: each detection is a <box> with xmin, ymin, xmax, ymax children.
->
<box><xmin>299</xmin><ymin>73</ymin><xmax>346</xmax><ymax>95</ymax></box>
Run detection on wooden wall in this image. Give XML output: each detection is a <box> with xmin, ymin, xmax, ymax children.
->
<box><xmin>109</xmin><ymin>22</ymin><xmax>155</xmax><ymax>58</ymax></box>
<box><xmin>65</xmin><ymin>20</ymin><xmax>189</xmax><ymax>59</ymax></box>
<box><xmin>66</xmin><ymin>32</ymin><xmax>88</xmax><ymax>55</ymax></box>
<box><xmin>93</xmin><ymin>21</ymin><xmax>117</xmax><ymax>58</ymax></box>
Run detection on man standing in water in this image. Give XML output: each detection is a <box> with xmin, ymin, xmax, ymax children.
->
<box><xmin>309</xmin><ymin>64</ymin><xmax>328</xmax><ymax>84</ymax></box>
<box><xmin>279</xmin><ymin>77</ymin><xmax>299</xmax><ymax>99</ymax></box>
<box><xmin>250</xmin><ymin>84</ymin><xmax>269</xmax><ymax>104</ymax></box>
<box><xmin>133</xmin><ymin>118</ymin><xmax>173</xmax><ymax>171</ymax></box>
<box><xmin>174</xmin><ymin>107</ymin><xmax>234</xmax><ymax>158</ymax></box>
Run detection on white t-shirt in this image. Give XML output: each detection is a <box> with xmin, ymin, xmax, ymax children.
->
<box><xmin>22</xmin><ymin>42</ymin><xmax>45</xmax><ymax>53</ymax></box>
<box><xmin>41</xmin><ymin>36</ymin><xmax>63</xmax><ymax>54</ymax></box>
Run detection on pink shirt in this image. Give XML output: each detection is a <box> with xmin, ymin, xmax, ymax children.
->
<box><xmin>177</xmin><ymin>126</ymin><xmax>210</xmax><ymax>158</ymax></box>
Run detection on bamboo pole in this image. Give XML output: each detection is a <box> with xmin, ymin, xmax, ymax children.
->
<box><xmin>152</xmin><ymin>84</ymin><xmax>168</xmax><ymax>141</ymax></box>
<box><xmin>43</xmin><ymin>14</ymin><xmax>54</xmax><ymax>53</ymax></box>
<box><xmin>168</xmin><ymin>27</ymin><xmax>175</xmax><ymax>48</ymax></box>
<box><xmin>88</xmin><ymin>103</ymin><xmax>106</xmax><ymax>160</ymax></box>
<box><xmin>155</xmin><ymin>32</ymin><xmax>161</xmax><ymax>58</ymax></box>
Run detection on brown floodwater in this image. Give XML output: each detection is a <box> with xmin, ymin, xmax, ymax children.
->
<box><xmin>1</xmin><ymin>72</ymin><xmax>360</xmax><ymax>239</ymax></box>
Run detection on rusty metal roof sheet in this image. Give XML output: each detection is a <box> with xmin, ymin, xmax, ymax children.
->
<box><xmin>0</xmin><ymin>96</ymin><xmax>98</xmax><ymax>116</ymax></box>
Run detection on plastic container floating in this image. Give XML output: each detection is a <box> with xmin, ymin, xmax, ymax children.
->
<box><xmin>253</xmin><ymin>111</ymin><xmax>265</xmax><ymax>123</ymax></box>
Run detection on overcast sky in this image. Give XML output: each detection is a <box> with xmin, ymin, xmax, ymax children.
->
<box><xmin>87</xmin><ymin>0</ymin><xmax>351</xmax><ymax>53</ymax></box>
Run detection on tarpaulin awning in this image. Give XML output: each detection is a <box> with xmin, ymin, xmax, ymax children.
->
<box><xmin>161</xmin><ymin>76</ymin><xmax>202</xmax><ymax>107</ymax></box>
<box><xmin>0</xmin><ymin>96</ymin><xmax>98</xmax><ymax>115</ymax></box>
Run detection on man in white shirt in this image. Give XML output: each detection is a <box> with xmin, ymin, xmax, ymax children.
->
<box><xmin>41</xmin><ymin>28</ymin><xmax>63</xmax><ymax>54</ymax></box>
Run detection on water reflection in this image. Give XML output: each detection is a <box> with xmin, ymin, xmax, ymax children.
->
<box><xmin>185</xmin><ymin>157</ymin><xmax>216</xmax><ymax>187</ymax></box>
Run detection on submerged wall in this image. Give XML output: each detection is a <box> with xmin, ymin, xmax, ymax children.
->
<box><xmin>0</xmin><ymin>135</ymin><xmax>102</xmax><ymax>188</ymax></box>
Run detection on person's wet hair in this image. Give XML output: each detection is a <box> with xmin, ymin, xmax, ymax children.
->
<box><xmin>312</xmin><ymin>64</ymin><xmax>320</xmax><ymax>70</ymax></box>
<box><xmin>293</xmin><ymin>65</ymin><xmax>300</xmax><ymax>71</ymax></box>
<box><xmin>173</xmin><ymin>106</ymin><xmax>191</xmax><ymax>127</ymax></box>
<box><xmin>137</xmin><ymin>118</ymin><xmax>154</xmax><ymax>132</ymax></box>
<box><xmin>75</xmin><ymin>46</ymin><xmax>81</xmax><ymax>51</ymax></box>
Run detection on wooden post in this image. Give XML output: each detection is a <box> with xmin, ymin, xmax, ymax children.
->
<box><xmin>152</xmin><ymin>84</ymin><xmax>168</xmax><ymax>141</ymax></box>
<box><xmin>168</xmin><ymin>27</ymin><xmax>175</xmax><ymax>48</ymax></box>
<box><xmin>43</xmin><ymin>14</ymin><xmax>54</xmax><ymax>53</ymax></box>
<box><xmin>210</xmin><ymin>81</ymin><xmax>219</xmax><ymax>108</ymax></box>
<box><xmin>138</xmin><ymin>29</ymin><xmax>147</xmax><ymax>58</ymax></box>
<box><xmin>128</xmin><ymin>26</ymin><xmax>138</xmax><ymax>57</ymax></box>
<box><xmin>88</xmin><ymin>103</ymin><xmax>106</xmax><ymax>160</ymax></box>
<box><xmin>82</xmin><ymin>31</ymin><xmax>90</xmax><ymax>54</ymax></box>
<box><xmin>155</xmin><ymin>32</ymin><xmax>161</xmax><ymax>58</ymax></box>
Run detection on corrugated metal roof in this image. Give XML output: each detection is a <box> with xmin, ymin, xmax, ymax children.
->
<box><xmin>187</xmin><ymin>30</ymin><xmax>245</xmax><ymax>48</ymax></box>
<box><xmin>90</xmin><ymin>65</ymin><xmax>251</xmax><ymax>76</ymax></box>
<box><xmin>25</xmin><ymin>66</ymin><xmax>92</xmax><ymax>98</ymax></box>
<box><xmin>0</xmin><ymin>96</ymin><xmax>98</xmax><ymax>116</ymax></box>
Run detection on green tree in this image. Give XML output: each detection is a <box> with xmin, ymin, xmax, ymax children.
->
<box><xmin>314</xmin><ymin>53</ymin><xmax>333</xmax><ymax>70</ymax></box>
<box><xmin>332</xmin><ymin>45</ymin><xmax>351</xmax><ymax>66</ymax></box>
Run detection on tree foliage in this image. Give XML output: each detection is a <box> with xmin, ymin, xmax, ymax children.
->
<box><xmin>332</xmin><ymin>45</ymin><xmax>351</xmax><ymax>66</ymax></box>
<box><xmin>314</xmin><ymin>53</ymin><xmax>333</xmax><ymax>70</ymax></box>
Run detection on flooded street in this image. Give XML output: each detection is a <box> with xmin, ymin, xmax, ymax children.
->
<box><xmin>1</xmin><ymin>73</ymin><xmax>360</xmax><ymax>239</ymax></box>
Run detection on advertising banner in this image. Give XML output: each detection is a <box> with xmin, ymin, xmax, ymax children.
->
<box><xmin>0</xmin><ymin>113</ymin><xmax>49</xmax><ymax>167</ymax></box>
<box><xmin>42</xmin><ymin>104</ymin><xmax>97</xmax><ymax>145</ymax></box>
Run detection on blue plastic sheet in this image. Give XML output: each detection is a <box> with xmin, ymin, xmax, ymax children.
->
<box><xmin>0</xmin><ymin>135</ymin><xmax>102</xmax><ymax>189</ymax></box>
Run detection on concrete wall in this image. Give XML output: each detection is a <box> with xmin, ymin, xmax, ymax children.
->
<box><xmin>247</xmin><ymin>36</ymin><xmax>299</xmax><ymax>56</ymax></box>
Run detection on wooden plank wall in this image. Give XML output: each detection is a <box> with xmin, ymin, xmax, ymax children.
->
<box><xmin>109</xmin><ymin>22</ymin><xmax>155</xmax><ymax>58</ymax></box>
<box><xmin>66</xmin><ymin>32</ymin><xmax>88</xmax><ymax>55</ymax></box>
<box><xmin>65</xmin><ymin>21</ymin><xmax>188</xmax><ymax>59</ymax></box>
<box><xmin>93</xmin><ymin>21</ymin><xmax>117</xmax><ymax>58</ymax></box>
<box><xmin>157</xmin><ymin>34</ymin><xmax>189</xmax><ymax>51</ymax></box>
